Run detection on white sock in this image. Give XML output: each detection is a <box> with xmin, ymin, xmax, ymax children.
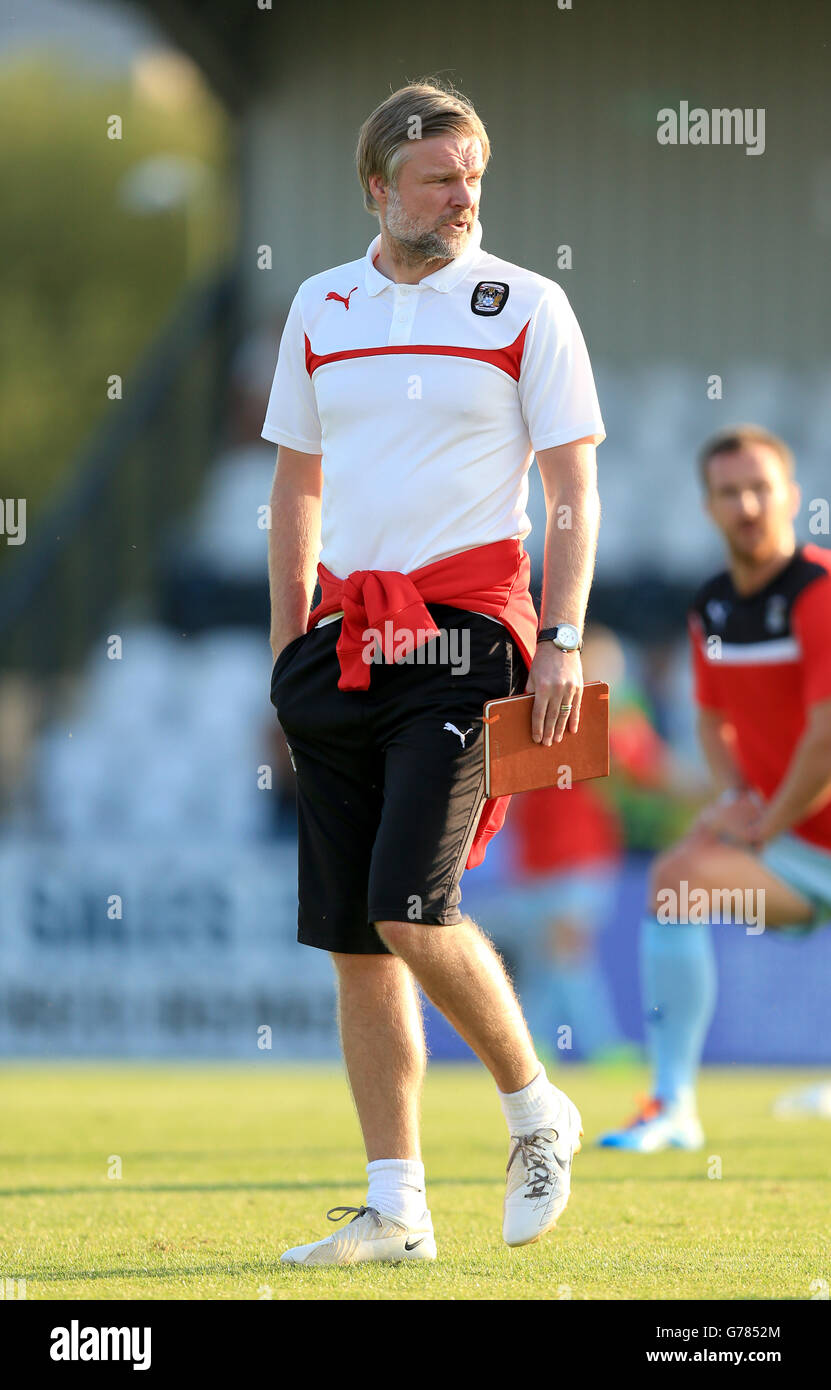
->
<box><xmin>498</xmin><ymin>1064</ymin><xmax>561</xmax><ymax>1136</ymax></box>
<box><xmin>365</xmin><ymin>1158</ymin><xmax>427</xmax><ymax>1227</ymax></box>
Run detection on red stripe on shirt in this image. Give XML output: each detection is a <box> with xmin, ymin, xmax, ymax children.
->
<box><xmin>304</xmin><ymin>321</ymin><xmax>530</xmax><ymax>381</ymax></box>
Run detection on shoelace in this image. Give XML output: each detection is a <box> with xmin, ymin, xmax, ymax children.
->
<box><xmin>326</xmin><ymin>1204</ymin><xmax>384</xmax><ymax>1227</ymax></box>
<box><xmin>507</xmin><ymin>1131</ymin><xmax>559</xmax><ymax>1201</ymax></box>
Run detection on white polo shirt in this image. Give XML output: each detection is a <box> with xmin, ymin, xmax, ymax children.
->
<box><xmin>262</xmin><ymin>219</ymin><xmax>605</xmax><ymax>579</ymax></box>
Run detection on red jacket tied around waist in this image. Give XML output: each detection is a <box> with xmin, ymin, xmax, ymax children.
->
<box><xmin>305</xmin><ymin>537</ymin><xmax>539</xmax><ymax>871</ymax></box>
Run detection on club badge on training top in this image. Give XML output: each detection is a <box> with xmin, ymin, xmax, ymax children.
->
<box><xmin>471</xmin><ymin>280</ymin><xmax>510</xmax><ymax>315</ymax></box>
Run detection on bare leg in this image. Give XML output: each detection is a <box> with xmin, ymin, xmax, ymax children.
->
<box><xmin>331</xmin><ymin>952</ymin><xmax>426</xmax><ymax>1161</ymax></box>
<box><xmin>649</xmin><ymin>829</ymin><xmax>814</xmax><ymax>926</ymax></box>
<box><xmin>375</xmin><ymin>916</ymin><xmax>539</xmax><ymax>1094</ymax></box>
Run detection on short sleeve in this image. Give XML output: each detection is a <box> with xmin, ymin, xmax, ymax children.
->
<box><xmin>261</xmin><ymin>290</ymin><xmax>322</xmax><ymax>452</ymax></box>
<box><xmin>688</xmin><ymin>611</ymin><xmax>725</xmax><ymax>711</ymax></box>
<box><xmin>518</xmin><ymin>284</ymin><xmax>606</xmax><ymax>453</ymax></box>
<box><xmin>793</xmin><ymin>575</ymin><xmax>831</xmax><ymax>707</ymax></box>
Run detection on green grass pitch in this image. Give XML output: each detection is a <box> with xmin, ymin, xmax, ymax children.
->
<box><xmin>0</xmin><ymin>1062</ymin><xmax>828</xmax><ymax>1300</ymax></box>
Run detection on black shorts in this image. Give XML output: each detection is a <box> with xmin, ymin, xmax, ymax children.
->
<box><xmin>270</xmin><ymin>604</ymin><xmax>524</xmax><ymax>954</ymax></box>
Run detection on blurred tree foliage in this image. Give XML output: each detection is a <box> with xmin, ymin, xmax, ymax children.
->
<box><xmin>0</xmin><ymin>57</ymin><xmax>232</xmax><ymax>544</ymax></box>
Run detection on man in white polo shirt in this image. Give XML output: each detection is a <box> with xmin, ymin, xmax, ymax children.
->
<box><xmin>263</xmin><ymin>80</ymin><xmax>605</xmax><ymax>1266</ymax></box>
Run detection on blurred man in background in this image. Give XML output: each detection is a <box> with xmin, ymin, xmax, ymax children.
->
<box><xmin>510</xmin><ymin>628</ymin><xmax>625</xmax><ymax>1062</ymax></box>
<box><xmin>506</xmin><ymin>625</ymin><xmax>681</xmax><ymax>1066</ymax></box>
<box><xmin>600</xmin><ymin>425</ymin><xmax>831</xmax><ymax>1150</ymax></box>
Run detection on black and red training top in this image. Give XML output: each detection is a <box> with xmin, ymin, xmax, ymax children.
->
<box><xmin>688</xmin><ymin>544</ymin><xmax>831</xmax><ymax>852</ymax></box>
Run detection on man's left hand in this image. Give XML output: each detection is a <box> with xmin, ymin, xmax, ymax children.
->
<box><xmin>524</xmin><ymin>644</ymin><xmax>583</xmax><ymax>745</ymax></box>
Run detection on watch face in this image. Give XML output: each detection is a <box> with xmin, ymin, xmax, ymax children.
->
<box><xmin>557</xmin><ymin>624</ymin><xmax>580</xmax><ymax>650</ymax></box>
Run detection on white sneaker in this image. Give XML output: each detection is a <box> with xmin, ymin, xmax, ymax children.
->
<box><xmin>773</xmin><ymin>1082</ymin><xmax>831</xmax><ymax>1119</ymax></box>
<box><xmin>502</xmin><ymin>1093</ymin><xmax>583</xmax><ymax>1247</ymax></box>
<box><xmin>280</xmin><ymin>1205</ymin><xmax>437</xmax><ymax>1266</ymax></box>
<box><xmin>596</xmin><ymin>1097</ymin><xmax>704</xmax><ymax>1152</ymax></box>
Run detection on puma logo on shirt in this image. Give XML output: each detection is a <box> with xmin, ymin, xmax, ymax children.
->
<box><xmin>325</xmin><ymin>286</ymin><xmax>358</xmax><ymax>310</ymax></box>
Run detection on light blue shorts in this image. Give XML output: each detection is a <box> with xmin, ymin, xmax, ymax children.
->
<box><xmin>758</xmin><ymin>832</ymin><xmax>831</xmax><ymax>934</ymax></box>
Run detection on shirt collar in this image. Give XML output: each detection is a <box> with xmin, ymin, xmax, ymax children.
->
<box><xmin>364</xmin><ymin>219</ymin><xmax>484</xmax><ymax>297</ymax></box>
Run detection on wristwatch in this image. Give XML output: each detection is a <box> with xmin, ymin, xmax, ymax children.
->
<box><xmin>537</xmin><ymin>623</ymin><xmax>583</xmax><ymax>653</ymax></box>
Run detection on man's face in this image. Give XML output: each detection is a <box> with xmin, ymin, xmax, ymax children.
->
<box><xmin>371</xmin><ymin>133</ymin><xmax>484</xmax><ymax>262</ymax></box>
<box><xmin>704</xmin><ymin>443</ymin><xmax>800</xmax><ymax>564</ymax></box>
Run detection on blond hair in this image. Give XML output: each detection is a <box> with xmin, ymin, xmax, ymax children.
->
<box><xmin>355</xmin><ymin>79</ymin><xmax>490</xmax><ymax>215</ymax></box>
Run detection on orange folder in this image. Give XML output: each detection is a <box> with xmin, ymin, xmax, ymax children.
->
<box><xmin>482</xmin><ymin>681</ymin><xmax>610</xmax><ymax>797</ymax></box>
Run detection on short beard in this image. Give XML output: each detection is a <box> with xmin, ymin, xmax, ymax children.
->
<box><xmin>725</xmin><ymin>530</ymin><xmax>776</xmax><ymax>568</ymax></box>
<box><xmin>383</xmin><ymin>186</ymin><xmax>470</xmax><ymax>267</ymax></box>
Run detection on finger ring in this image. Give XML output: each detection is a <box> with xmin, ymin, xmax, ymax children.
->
<box><xmin>559</xmin><ymin>703</ymin><xmax>573</xmax><ymax>712</ymax></box>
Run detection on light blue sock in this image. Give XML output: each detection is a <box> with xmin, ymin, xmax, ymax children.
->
<box><xmin>640</xmin><ymin>914</ymin><xmax>717</xmax><ymax>1109</ymax></box>
<box><xmin>521</xmin><ymin>960</ymin><xmax>622</xmax><ymax>1058</ymax></box>
<box><xmin>553</xmin><ymin>962</ymin><xmax>622</xmax><ymax>1057</ymax></box>
<box><xmin>520</xmin><ymin>971</ymin><xmax>564</xmax><ymax>1052</ymax></box>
